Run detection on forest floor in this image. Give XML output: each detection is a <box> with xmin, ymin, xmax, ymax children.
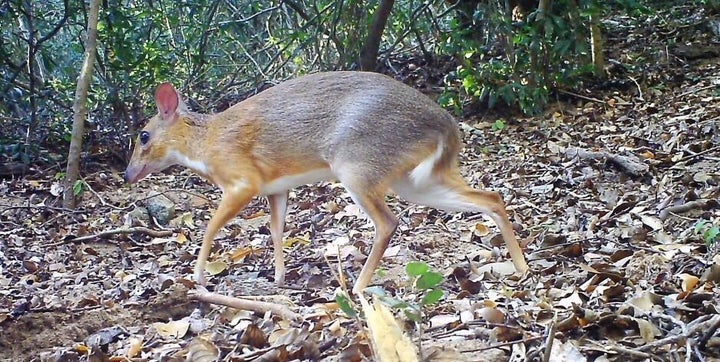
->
<box><xmin>2</xmin><ymin>7</ymin><xmax>720</xmax><ymax>362</ymax></box>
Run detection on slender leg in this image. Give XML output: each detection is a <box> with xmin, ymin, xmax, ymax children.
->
<box><xmin>393</xmin><ymin>173</ymin><xmax>529</xmax><ymax>273</ymax></box>
<box><xmin>343</xmin><ymin>187</ymin><xmax>399</xmax><ymax>295</ymax></box>
<box><xmin>267</xmin><ymin>192</ymin><xmax>289</xmax><ymax>286</ymax></box>
<box><xmin>463</xmin><ymin>189</ymin><xmax>528</xmax><ymax>273</ymax></box>
<box><xmin>195</xmin><ymin>189</ymin><xmax>256</xmax><ymax>285</ymax></box>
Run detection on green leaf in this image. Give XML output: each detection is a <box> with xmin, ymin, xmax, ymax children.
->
<box><xmin>437</xmin><ymin>92</ymin><xmax>454</xmax><ymax>108</ymax></box>
<box><xmin>462</xmin><ymin>76</ymin><xmax>478</xmax><ymax>93</ymax></box>
<box><xmin>335</xmin><ymin>293</ymin><xmax>357</xmax><ymax>318</ymax></box>
<box><xmin>421</xmin><ymin>288</ymin><xmax>444</xmax><ymax>306</ymax></box>
<box><xmin>406</xmin><ymin>262</ymin><xmax>429</xmax><ymax>278</ymax></box>
<box><xmin>416</xmin><ymin>272</ymin><xmax>443</xmax><ymax>290</ymax></box>
<box><xmin>404</xmin><ymin>310</ymin><xmax>422</xmax><ymax>323</ymax></box>
<box><xmin>705</xmin><ymin>226</ymin><xmax>719</xmax><ymax>245</ymax></box>
<box><xmin>72</xmin><ymin>180</ymin><xmax>85</xmax><ymax>196</ymax></box>
<box><xmin>380</xmin><ymin>296</ymin><xmax>409</xmax><ymax>309</ymax></box>
<box><xmin>492</xmin><ymin>119</ymin><xmax>506</xmax><ymax>132</ymax></box>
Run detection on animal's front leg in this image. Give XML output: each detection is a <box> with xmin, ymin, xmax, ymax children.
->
<box><xmin>195</xmin><ymin>187</ymin><xmax>257</xmax><ymax>285</ymax></box>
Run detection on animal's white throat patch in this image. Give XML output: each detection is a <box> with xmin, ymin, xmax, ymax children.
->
<box><xmin>171</xmin><ymin>151</ymin><xmax>210</xmax><ymax>175</ymax></box>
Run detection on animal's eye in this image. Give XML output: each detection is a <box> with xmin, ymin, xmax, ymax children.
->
<box><xmin>139</xmin><ymin>131</ymin><xmax>150</xmax><ymax>145</ymax></box>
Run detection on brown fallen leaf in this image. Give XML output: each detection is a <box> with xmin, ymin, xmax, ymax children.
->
<box><xmin>153</xmin><ymin>320</ymin><xmax>190</xmax><ymax>338</ymax></box>
<box><xmin>230</xmin><ymin>246</ymin><xmax>263</xmax><ymax>262</ymax></box>
<box><xmin>473</xmin><ymin>222</ymin><xmax>490</xmax><ymax>236</ymax></box>
<box><xmin>126</xmin><ymin>335</ymin><xmax>143</xmax><ymax>358</ymax></box>
<box><xmin>283</xmin><ymin>236</ymin><xmax>311</xmax><ymax>248</ymax></box>
<box><xmin>477</xmin><ymin>307</ymin><xmax>505</xmax><ymax>324</ymax></box>
<box><xmin>239</xmin><ymin>323</ymin><xmax>268</xmax><ymax>348</ymax></box>
<box><xmin>176</xmin><ymin>232</ymin><xmax>188</xmax><ymax>244</ymax></box>
<box><xmin>424</xmin><ymin>346</ymin><xmax>468</xmax><ymax>362</ymax></box>
<box><xmin>186</xmin><ymin>336</ymin><xmax>220</xmax><ymax>362</ymax></box>
<box><xmin>548</xmin><ymin>338</ymin><xmax>586</xmax><ymax>362</ymax></box>
<box><xmin>205</xmin><ymin>260</ymin><xmax>228</xmax><ymax>275</ymax></box>
<box><xmin>632</xmin><ymin>317</ymin><xmax>660</xmax><ymax>343</ymax></box>
<box><xmin>677</xmin><ymin>273</ymin><xmax>699</xmax><ymax>292</ymax></box>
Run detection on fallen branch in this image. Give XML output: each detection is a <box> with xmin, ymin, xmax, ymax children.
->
<box><xmin>189</xmin><ymin>289</ymin><xmax>302</xmax><ymax>321</ymax></box>
<box><xmin>565</xmin><ymin>147</ymin><xmax>650</xmax><ymax>177</ymax></box>
<box><xmin>698</xmin><ymin>315</ymin><xmax>720</xmax><ymax>349</ymax></box>
<box><xmin>678</xmin><ymin>145</ymin><xmax>720</xmax><ymax>163</ymax></box>
<box><xmin>638</xmin><ymin>315</ymin><xmax>720</xmax><ymax>353</ymax></box>
<box><xmin>558</xmin><ymin>89</ymin><xmax>606</xmax><ymax>104</ymax></box>
<box><xmin>658</xmin><ymin>199</ymin><xmax>720</xmax><ymax>220</ymax></box>
<box><xmin>542</xmin><ymin>317</ymin><xmax>558</xmax><ymax>362</ymax></box>
<box><xmin>676</xmin><ymin>83</ymin><xmax>720</xmax><ymax>98</ymax></box>
<box><xmin>47</xmin><ymin>226</ymin><xmax>175</xmax><ymax>246</ymax></box>
<box><xmin>609</xmin><ymin>344</ymin><xmax>652</xmax><ymax>359</ymax></box>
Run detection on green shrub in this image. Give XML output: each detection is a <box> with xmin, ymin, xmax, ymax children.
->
<box><xmin>439</xmin><ymin>0</ymin><xmax>599</xmax><ymax>115</ymax></box>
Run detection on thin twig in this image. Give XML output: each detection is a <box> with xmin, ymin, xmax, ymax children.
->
<box><xmin>628</xmin><ymin>75</ymin><xmax>643</xmax><ymax>101</ymax></box>
<box><xmin>80</xmin><ymin>174</ymin><xmax>130</xmax><ymax>211</ymax></box>
<box><xmin>676</xmin><ymin>84</ymin><xmax>720</xmax><ymax>98</ymax></box>
<box><xmin>558</xmin><ymin>89</ymin><xmax>606</xmax><ymax>104</ymax></box>
<box><xmin>0</xmin><ymin>203</ymin><xmax>84</xmax><ymax>215</ymax></box>
<box><xmin>677</xmin><ymin>145</ymin><xmax>720</xmax><ymax>163</ymax></box>
<box><xmin>542</xmin><ymin>316</ymin><xmax>557</xmax><ymax>362</ymax></box>
<box><xmin>46</xmin><ymin>226</ymin><xmax>175</xmax><ymax>246</ymax></box>
<box><xmin>609</xmin><ymin>344</ymin><xmax>652</xmax><ymax>359</ymax></box>
<box><xmin>462</xmin><ymin>335</ymin><xmax>544</xmax><ymax>353</ymax></box>
<box><xmin>698</xmin><ymin>315</ymin><xmax>720</xmax><ymax>349</ymax></box>
<box><xmin>638</xmin><ymin>315</ymin><xmax>720</xmax><ymax>353</ymax></box>
<box><xmin>659</xmin><ymin>199</ymin><xmax>720</xmax><ymax>220</ymax></box>
<box><xmin>234</xmin><ymin>345</ymin><xmax>278</xmax><ymax>360</ymax></box>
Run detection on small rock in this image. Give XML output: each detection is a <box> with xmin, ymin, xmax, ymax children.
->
<box><xmin>147</xmin><ymin>193</ymin><xmax>175</xmax><ymax>225</ymax></box>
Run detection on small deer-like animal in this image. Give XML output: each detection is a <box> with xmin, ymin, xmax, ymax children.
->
<box><xmin>125</xmin><ymin>71</ymin><xmax>529</xmax><ymax>294</ymax></box>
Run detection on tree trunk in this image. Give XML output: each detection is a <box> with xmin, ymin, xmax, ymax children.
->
<box><xmin>359</xmin><ymin>0</ymin><xmax>395</xmax><ymax>71</ymax></box>
<box><xmin>590</xmin><ymin>8</ymin><xmax>605</xmax><ymax>78</ymax></box>
<box><xmin>537</xmin><ymin>0</ymin><xmax>551</xmax><ymax>18</ymax></box>
<box><xmin>531</xmin><ymin>0</ymin><xmax>552</xmax><ymax>88</ymax></box>
<box><xmin>63</xmin><ymin>0</ymin><xmax>101</xmax><ymax>208</ymax></box>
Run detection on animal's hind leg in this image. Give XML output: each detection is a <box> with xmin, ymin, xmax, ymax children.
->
<box><xmin>334</xmin><ymin>167</ymin><xmax>399</xmax><ymax>294</ymax></box>
<box><xmin>393</xmin><ymin>171</ymin><xmax>529</xmax><ymax>273</ymax></box>
<box><xmin>268</xmin><ymin>192</ymin><xmax>289</xmax><ymax>286</ymax></box>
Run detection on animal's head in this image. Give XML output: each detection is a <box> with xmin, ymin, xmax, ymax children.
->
<box><xmin>125</xmin><ymin>83</ymin><xmax>193</xmax><ymax>183</ymax></box>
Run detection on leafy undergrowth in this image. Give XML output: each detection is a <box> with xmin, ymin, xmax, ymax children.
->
<box><xmin>2</xmin><ymin>9</ymin><xmax>720</xmax><ymax>362</ymax></box>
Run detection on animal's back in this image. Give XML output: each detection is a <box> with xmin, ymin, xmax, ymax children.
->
<box><xmin>240</xmin><ymin>71</ymin><xmax>461</xmax><ymax>181</ymax></box>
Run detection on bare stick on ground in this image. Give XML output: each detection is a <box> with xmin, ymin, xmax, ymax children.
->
<box><xmin>47</xmin><ymin>226</ymin><xmax>176</xmax><ymax>246</ymax></box>
<box><xmin>566</xmin><ymin>147</ymin><xmax>650</xmax><ymax>177</ymax></box>
<box><xmin>189</xmin><ymin>289</ymin><xmax>302</xmax><ymax>322</ymax></box>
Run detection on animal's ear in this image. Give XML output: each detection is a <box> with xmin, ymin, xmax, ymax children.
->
<box><xmin>155</xmin><ymin>83</ymin><xmax>179</xmax><ymax>122</ymax></box>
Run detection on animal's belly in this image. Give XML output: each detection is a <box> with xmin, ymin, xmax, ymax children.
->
<box><xmin>259</xmin><ymin>168</ymin><xmax>335</xmax><ymax>195</ymax></box>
